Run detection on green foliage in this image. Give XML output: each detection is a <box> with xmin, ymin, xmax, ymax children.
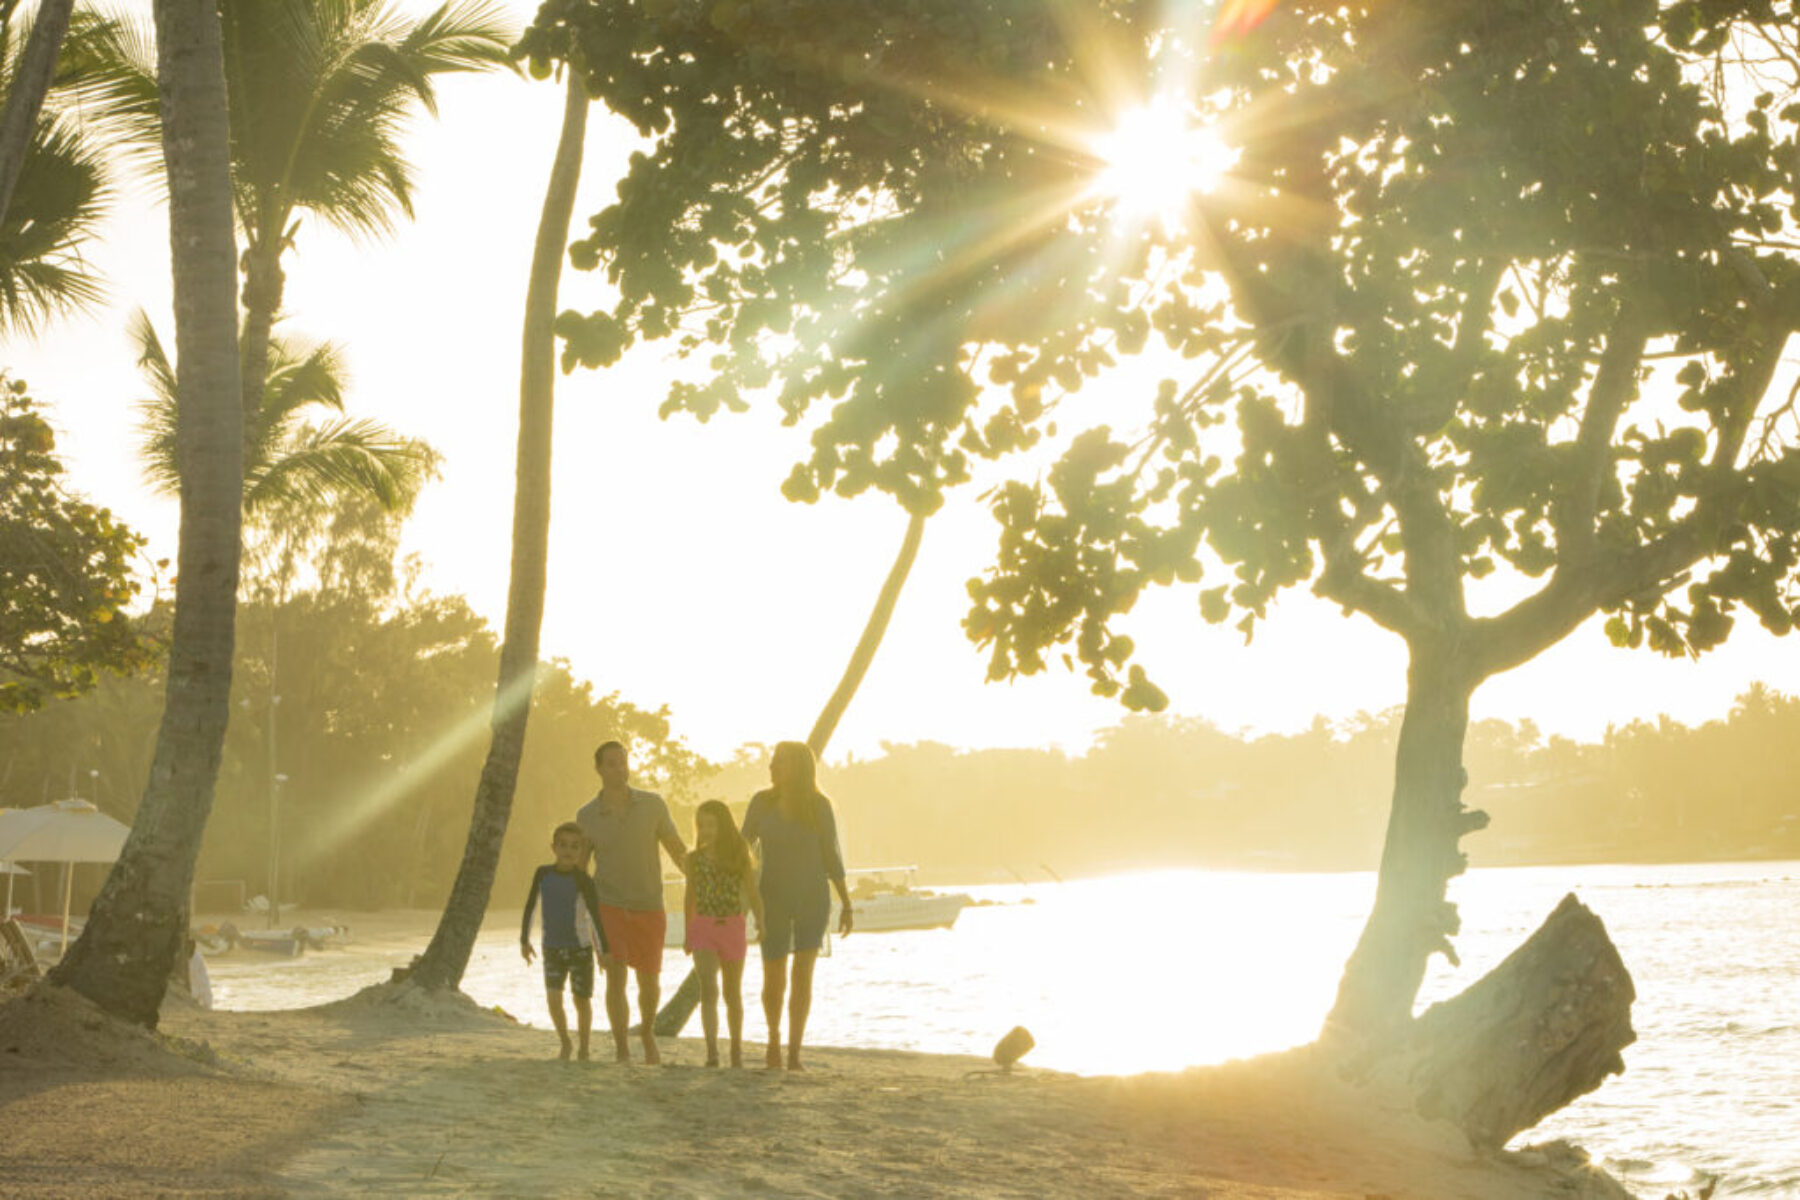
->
<box><xmin>0</xmin><ymin>503</ymin><xmax>710</xmax><ymax>908</ymax></box>
<box><xmin>129</xmin><ymin>309</ymin><xmax>439</xmax><ymax>526</ymax></box>
<box><xmin>0</xmin><ymin>377</ymin><xmax>150</xmax><ymax>713</ymax></box>
<box><xmin>527</xmin><ymin>0</ymin><xmax>1156</xmax><ymax>515</ymax></box>
<box><xmin>530</xmin><ymin>0</ymin><xmax>1800</xmax><ymax>710</ymax></box>
<box><xmin>69</xmin><ymin>0</ymin><xmax>516</xmax><ymax>243</ymax></box>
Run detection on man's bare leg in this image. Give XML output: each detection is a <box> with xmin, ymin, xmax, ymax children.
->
<box><xmin>548</xmin><ymin>991</ymin><xmax>573</xmax><ymax>1061</ymax></box>
<box><xmin>786</xmin><ymin>950</ymin><xmax>819</xmax><ymax>1071</ymax></box>
<box><xmin>573</xmin><ymin>994</ymin><xmax>593</xmax><ymax>1061</ymax></box>
<box><xmin>722</xmin><ymin>958</ymin><xmax>746</xmax><ymax>1068</ymax></box>
<box><xmin>603</xmin><ymin>958</ymin><xmax>632</xmax><ymax>1062</ymax></box>
<box><xmin>636</xmin><ymin>968</ymin><xmax>662</xmax><ymax>1065</ymax></box>
<box><xmin>762</xmin><ymin>955</ymin><xmax>788</xmax><ymax>1069</ymax></box>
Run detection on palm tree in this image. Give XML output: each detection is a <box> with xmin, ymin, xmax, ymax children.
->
<box><xmin>131</xmin><ymin>308</ymin><xmax>436</xmax><ymax>522</ymax></box>
<box><xmin>0</xmin><ymin>4</ymin><xmax>118</xmax><ymax>335</ymax></box>
<box><xmin>407</xmin><ymin>61</ymin><xmax>588</xmax><ymax>992</ymax></box>
<box><xmin>71</xmin><ymin>0</ymin><xmax>512</xmax><ymax>417</ymax></box>
<box><xmin>48</xmin><ymin>0</ymin><xmax>243</xmax><ymax>1029</ymax></box>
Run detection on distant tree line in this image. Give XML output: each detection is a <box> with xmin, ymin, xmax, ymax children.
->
<box><xmin>0</xmin><ymin>498</ymin><xmax>708</xmax><ymax>913</ymax></box>
<box><xmin>707</xmin><ymin>690</ymin><xmax>1800</xmax><ymax>884</ymax></box>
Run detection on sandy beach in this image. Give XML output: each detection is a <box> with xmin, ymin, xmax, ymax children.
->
<box><xmin>0</xmin><ymin>967</ymin><xmax>1639</xmax><ymax>1200</ymax></box>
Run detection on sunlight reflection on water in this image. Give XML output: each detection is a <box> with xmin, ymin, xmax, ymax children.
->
<box><xmin>206</xmin><ymin>862</ymin><xmax>1800</xmax><ymax>1197</ymax></box>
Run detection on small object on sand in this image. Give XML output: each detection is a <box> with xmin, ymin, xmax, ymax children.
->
<box><xmin>993</xmin><ymin>1026</ymin><xmax>1034</xmax><ymax>1071</ymax></box>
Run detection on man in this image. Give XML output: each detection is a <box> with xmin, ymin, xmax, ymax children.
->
<box><xmin>576</xmin><ymin>740</ymin><xmax>687</xmax><ymax>1064</ymax></box>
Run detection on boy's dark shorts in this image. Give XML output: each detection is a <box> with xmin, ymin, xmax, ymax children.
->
<box><xmin>543</xmin><ymin>945</ymin><xmax>595</xmax><ymax>999</ymax></box>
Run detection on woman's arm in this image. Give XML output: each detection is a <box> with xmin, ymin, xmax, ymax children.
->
<box><xmin>740</xmin><ymin>856</ymin><xmax>766</xmax><ymax>932</ymax></box>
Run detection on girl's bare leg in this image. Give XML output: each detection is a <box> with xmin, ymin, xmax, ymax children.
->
<box><xmin>762</xmin><ymin>954</ymin><xmax>787</xmax><ymax>1069</ymax></box>
<box><xmin>722</xmin><ymin>957</ymin><xmax>747</xmax><ymax>1067</ymax></box>
<box><xmin>695</xmin><ymin>950</ymin><xmax>722</xmax><ymax>1066</ymax></box>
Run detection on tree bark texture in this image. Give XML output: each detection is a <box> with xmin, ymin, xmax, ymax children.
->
<box><xmin>410</xmin><ymin>69</ymin><xmax>588</xmax><ymax>990</ymax></box>
<box><xmin>0</xmin><ymin>0</ymin><xmax>74</xmax><ymax>225</ymax></box>
<box><xmin>47</xmin><ymin>0</ymin><xmax>242</xmax><ymax>1028</ymax></box>
<box><xmin>1326</xmin><ymin>643</ymin><xmax>1488</xmax><ymax>1040</ymax></box>
<box><xmin>1369</xmin><ymin>894</ymin><xmax>1636</xmax><ymax>1150</ymax></box>
<box><xmin>237</xmin><ymin>236</ymin><xmax>285</xmax><ymax>430</ymax></box>
<box><xmin>807</xmin><ymin>508</ymin><xmax>925</xmax><ymax>756</ymax></box>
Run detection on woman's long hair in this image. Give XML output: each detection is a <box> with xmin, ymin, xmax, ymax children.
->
<box><xmin>770</xmin><ymin>740</ymin><xmax>828</xmax><ymax>832</ymax></box>
<box><xmin>695</xmin><ymin>798</ymin><xmax>750</xmax><ymax>874</ymax></box>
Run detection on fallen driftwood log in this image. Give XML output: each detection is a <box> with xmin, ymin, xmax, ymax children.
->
<box><xmin>1362</xmin><ymin>893</ymin><xmax>1636</xmax><ymax>1150</ymax></box>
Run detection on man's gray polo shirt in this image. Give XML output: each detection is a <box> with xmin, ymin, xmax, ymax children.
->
<box><xmin>575</xmin><ymin>787</ymin><xmax>678</xmax><ymax>912</ymax></box>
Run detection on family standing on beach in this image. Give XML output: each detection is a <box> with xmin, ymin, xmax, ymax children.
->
<box><xmin>519</xmin><ymin>739</ymin><xmax>853</xmax><ymax>1070</ymax></box>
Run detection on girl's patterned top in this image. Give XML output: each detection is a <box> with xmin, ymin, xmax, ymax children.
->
<box><xmin>689</xmin><ymin>847</ymin><xmax>744</xmax><ymax>918</ymax></box>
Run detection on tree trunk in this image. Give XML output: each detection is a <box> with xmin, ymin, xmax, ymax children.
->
<box><xmin>1364</xmin><ymin>893</ymin><xmax>1636</xmax><ymax>1150</ymax></box>
<box><xmin>0</xmin><ymin>0</ymin><xmax>75</xmax><ymax>225</ymax></box>
<box><xmin>47</xmin><ymin>0</ymin><xmax>242</xmax><ymax>1028</ymax></box>
<box><xmin>409</xmin><ymin>68</ymin><xmax>588</xmax><ymax>991</ymax></box>
<box><xmin>807</xmin><ymin>508</ymin><xmax>926</xmax><ymax>755</ymax></box>
<box><xmin>1326</xmin><ymin>642</ymin><xmax>1488</xmax><ymax>1041</ymax></box>
<box><xmin>237</xmin><ymin>235</ymin><xmax>284</xmax><ymax>429</ymax></box>
<box><xmin>652</xmin><ymin>507</ymin><xmax>928</xmax><ymax>1036</ymax></box>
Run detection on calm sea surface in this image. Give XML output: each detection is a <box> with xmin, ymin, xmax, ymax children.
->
<box><xmin>205</xmin><ymin>861</ymin><xmax>1800</xmax><ymax>1197</ymax></box>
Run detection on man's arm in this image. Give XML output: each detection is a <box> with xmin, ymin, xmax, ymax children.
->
<box><xmin>656</xmin><ymin>800</ymin><xmax>688</xmax><ymax>870</ymax></box>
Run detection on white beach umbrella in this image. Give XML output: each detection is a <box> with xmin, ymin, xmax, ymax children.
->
<box><xmin>0</xmin><ymin>800</ymin><xmax>131</xmax><ymax>954</ymax></box>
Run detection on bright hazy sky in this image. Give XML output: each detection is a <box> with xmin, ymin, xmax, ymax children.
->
<box><xmin>10</xmin><ymin>3</ymin><xmax>1800</xmax><ymax>764</ymax></box>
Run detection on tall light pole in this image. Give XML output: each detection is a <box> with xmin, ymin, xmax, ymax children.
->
<box><xmin>267</xmin><ymin>692</ymin><xmax>281</xmax><ymax>929</ymax></box>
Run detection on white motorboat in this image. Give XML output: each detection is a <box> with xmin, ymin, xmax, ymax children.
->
<box><xmin>659</xmin><ymin>866</ymin><xmax>971</xmax><ymax>946</ymax></box>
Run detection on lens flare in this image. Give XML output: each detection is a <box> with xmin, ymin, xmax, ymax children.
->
<box><xmin>1091</xmin><ymin>99</ymin><xmax>1238</xmax><ymax>231</ymax></box>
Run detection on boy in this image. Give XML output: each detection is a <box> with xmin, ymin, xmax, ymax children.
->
<box><xmin>521</xmin><ymin>822</ymin><xmax>608</xmax><ymax>1061</ymax></box>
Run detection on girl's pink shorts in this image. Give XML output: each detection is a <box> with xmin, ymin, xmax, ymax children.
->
<box><xmin>687</xmin><ymin>913</ymin><xmax>747</xmax><ymax>962</ymax></box>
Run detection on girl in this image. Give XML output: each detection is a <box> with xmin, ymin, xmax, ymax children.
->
<box><xmin>683</xmin><ymin>799</ymin><xmax>764</xmax><ymax>1067</ymax></box>
<box><xmin>741</xmin><ymin>741</ymin><xmax>853</xmax><ymax>1071</ymax></box>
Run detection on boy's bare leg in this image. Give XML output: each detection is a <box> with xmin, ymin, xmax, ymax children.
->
<box><xmin>722</xmin><ymin>958</ymin><xmax>746</xmax><ymax>1067</ymax></box>
<box><xmin>547</xmin><ymin>991</ymin><xmax>573</xmax><ymax>1061</ymax></box>
<box><xmin>603</xmin><ymin>958</ymin><xmax>632</xmax><ymax>1062</ymax></box>
<box><xmin>635</xmin><ymin>968</ymin><xmax>661</xmax><ymax>1065</ymax></box>
<box><xmin>695</xmin><ymin>950</ymin><xmax>722</xmax><ymax>1067</ymax></box>
<box><xmin>762</xmin><ymin>955</ymin><xmax>787</xmax><ymax>1069</ymax></box>
<box><xmin>573</xmin><ymin>995</ymin><xmax>593</xmax><ymax>1061</ymax></box>
<box><xmin>786</xmin><ymin>950</ymin><xmax>819</xmax><ymax>1071</ymax></box>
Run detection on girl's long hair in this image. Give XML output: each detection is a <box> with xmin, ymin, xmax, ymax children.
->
<box><xmin>770</xmin><ymin>740</ymin><xmax>828</xmax><ymax>832</ymax></box>
<box><xmin>695</xmin><ymin>799</ymin><xmax>750</xmax><ymax>874</ymax></box>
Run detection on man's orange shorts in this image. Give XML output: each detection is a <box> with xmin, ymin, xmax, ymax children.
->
<box><xmin>597</xmin><ymin>905</ymin><xmax>666</xmax><ymax>974</ymax></box>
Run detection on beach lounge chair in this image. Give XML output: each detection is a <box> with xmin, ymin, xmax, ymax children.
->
<box><xmin>1</xmin><ymin>917</ymin><xmax>42</xmax><ymax>988</ymax></box>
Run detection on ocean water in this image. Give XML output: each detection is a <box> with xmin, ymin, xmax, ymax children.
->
<box><xmin>203</xmin><ymin>861</ymin><xmax>1800</xmax><ymax>1198</ymax></box>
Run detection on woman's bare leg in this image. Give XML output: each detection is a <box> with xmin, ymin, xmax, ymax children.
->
<box><xmin>762</xmin><ymin>954</ymin><xmax>787</xmax><ymax>1069</ymax></box>
<box><xmin>787</xmin><ymin>949</ymin><xmax>819</xmax><ymax>1071</ymax></box>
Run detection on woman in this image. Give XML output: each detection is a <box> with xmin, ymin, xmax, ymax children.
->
<box><xmin>741</xmin><ymin>740</ymin><xmax>853</xmax><ymax>1070</ymax></box>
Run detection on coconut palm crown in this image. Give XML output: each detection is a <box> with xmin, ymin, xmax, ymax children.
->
<box><xmin>131</xmin><ymin>307</ymin><xmax>437</xmax><ymax>520</ymax></box>
<box><xmin>71</xmin><ymin>0</ymin><xmax>514</xmax><ymax>412</ymax></box>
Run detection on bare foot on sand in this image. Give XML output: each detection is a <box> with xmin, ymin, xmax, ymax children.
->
<box><xmin>705</xmin><ymin>1051</ymin><xmax>720</xmax><ymax>1068</ymax></box>
<box><xmin>577</xmin><ymin>1046</ymin><xmax>590</xmax><ymax>1063</ymax></box>
<box><xmin>730</xmin><ymin>1048</ymin><xmax>744</xmax><ymax>1068</ymax></box>
<box><xmin>558</xmin><ymin>1036</ymin><xmax>573</xmax><ymax>1062</ymax></box>
<box><xmin>786</xmin><ymin>1054</ymin><xmax>807</xmax><ymax>1072</ymax></box>
<box><xmin>765</xmin><ymin>1044</ymin><xmax>783</xmax><ymax>1070</ymax></box>
<box><xmin>641</xmin><ymin>1037</ymin><xmax>661</xmax><ymax>1066</ymax></box>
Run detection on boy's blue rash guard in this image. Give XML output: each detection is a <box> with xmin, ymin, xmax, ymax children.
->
<box><xmin>522</xmin><ymin>865</ymin><xmax>607</xmax><ymax>952</ymax></box>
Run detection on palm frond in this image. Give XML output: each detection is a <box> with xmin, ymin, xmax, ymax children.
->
<box><xmin>128</xmin><ymin>308</ymin><xmax>182</xmax><ymax>497</ymax></box>
<box><xmin>243</xmin><ymin>417</ymin><xmax>438</xmax><ymax>515</ymax></box>
<box><xmin>0</xmin><ymin>115</ymin><xmax>109</xmax><ymax>335</ymax></box>
<box><xmin>52</xmin><ymin>8</ymin><xmax>163</xmax><ymax>179</ymax></box>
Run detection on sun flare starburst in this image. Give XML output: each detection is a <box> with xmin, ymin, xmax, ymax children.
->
<box><xmin>1090</xmin><ymin>98</ymin><xmax>1239</xmax><ymax>232</ymax></box>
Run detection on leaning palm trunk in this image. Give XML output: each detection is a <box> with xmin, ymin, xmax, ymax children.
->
<box><xmin>409</xmin><ymin>68</ymin><xmax>589</xmax><ymax>991</ymax></box>
<box><xmin>807</xmin><ymin>509</ymin><xmax>925</xmax><ymax>754</ymax></box>
<box><xmin>0</xmin><ymin>0</ymin><xmax>74</xmax><ymax>223</ymax></box>
<box><xmin>654</xmin><ymin>507</ymin><xmax>927</xmax><ymax>1035</ymax></box>
<box><xmin>48</xmin><ymin>0</ymin><xmax>242</xmax><ymax>1028</ymax></box>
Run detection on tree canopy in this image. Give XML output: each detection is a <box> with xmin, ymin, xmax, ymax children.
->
<box><xmin>0</xmin><ymin>377</ymin><xmax>149</xmax><ymax>713</ymax></box>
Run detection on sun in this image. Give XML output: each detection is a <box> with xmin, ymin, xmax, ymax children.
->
<box><xmin>1091</xmin><ymin>98</ymin><xmax>1237</xmax><ymax>231</ymax></box>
